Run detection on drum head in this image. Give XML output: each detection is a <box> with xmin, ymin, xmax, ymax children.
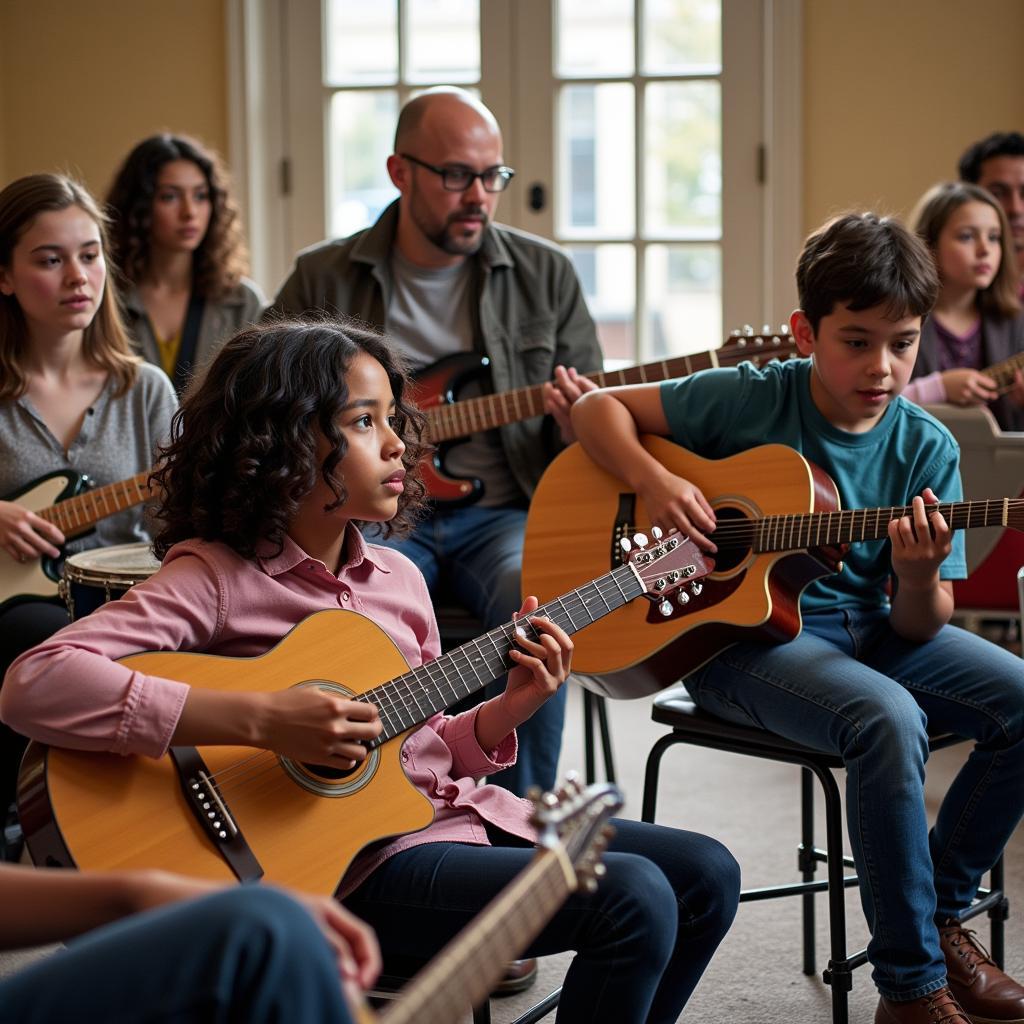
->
<box><xmin>63</xmin><ymin>542</ymin><xmax>161</xmax><ymax>587</ymax></box>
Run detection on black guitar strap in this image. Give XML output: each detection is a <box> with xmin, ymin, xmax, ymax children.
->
<box><xmin>172</xmin><ymin>293</ymin><xmax>206</xmax><ymax>394</ymax></box>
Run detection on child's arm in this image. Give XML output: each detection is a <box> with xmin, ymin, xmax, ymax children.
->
<box><xmin>939</xmin><ymin>368</ymin><xmax>998</xmax><ymax>406</ymax></box>
<box><xmin>887</xmin><ymin>487</ymin><xmax>955</xmax><ymax>642</ymax></box>
<box><xmin>570</xmin><ymin>386</ymin><xmax>718</xmax><ymax>551</ymax></box>
<box><xmin>473</xmin><ymin>598</ymin><xmax>574</xmax><ymax>752</ymax></box>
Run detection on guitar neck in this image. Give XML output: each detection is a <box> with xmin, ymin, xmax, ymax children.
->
<box><xmin>378</xmin><ymin>845</ymin><xmax>575</xmax><ymax>1024</ymax></box>
<box><xmin>426</xmin><ymin>341</ymin><xmax>795</xmax><ymax>441</ymax></box>
<box><xmin>985</xmin><ymin>351</ymin><xmax>1024</xmax><ymax>392</ymax></box>
<box><xmin>743</xmin><ymin>498</ymin><xmax>1024</xmax><ymax>553</ymax></box>
<box><xmin>37</xmin><ymin>471</ymin><xmax>154</xmax><ymax>539</ymax></box>
<box><xmin>363</xmin><ymin>562</ymin><xmax>645</xmax><ymax>743</ymax></box>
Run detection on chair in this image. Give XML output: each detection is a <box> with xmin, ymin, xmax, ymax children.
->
<box><xmin>641</xmin><ymin>688</ymin><xmax>1008</xmax><ymax>1024</ymax></box>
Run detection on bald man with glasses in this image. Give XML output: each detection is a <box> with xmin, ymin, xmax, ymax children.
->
<box><xmin>267</xmin><ymin>88</ymin><xmax>602</xmax><ymax>817</ymax></box>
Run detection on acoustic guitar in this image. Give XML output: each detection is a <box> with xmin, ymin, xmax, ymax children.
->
<box><xmin>414</xmin><ymin>326</ymin><xmax>796</xmax><ymax>504</ymax></box>
<box><xmin>0</xmin><ymin>469</ymin><xmax>154</xmax><ymax>611</ymax></box>
<box><xmin>18</xmin><ymin>531</ymin><xmax>708</xmax><ymax>891</ymax></box>
<box><xmin>520</xmin><ymin>438</ymin><xmax>1024</xmax><ymax>699</ymax></box>
<box><xmin>353</xmin><ymin>777</ymin><xmax>622</xmax><ymax>1024</ymax></box>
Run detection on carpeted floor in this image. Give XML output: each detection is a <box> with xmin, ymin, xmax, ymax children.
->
<box><xmin>490</xmin><ymin>682</ymin><xmax>1024</xmax><ymax>1024</ymax></box>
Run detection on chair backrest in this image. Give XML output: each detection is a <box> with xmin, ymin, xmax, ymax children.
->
<box><xmin>923</xmin><ymin>404</ymin><xmax>1024</xmax><ymax>575</ymax></box>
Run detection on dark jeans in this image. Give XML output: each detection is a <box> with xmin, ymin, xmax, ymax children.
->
<box><xmin>685</xmin><ymin>607</ymin><xmax>1024</xmax><ymax>1001</ymax></box>
<box><xmin>0</xmin><ymin>599</ymin><xmax>70</xmax><ymax>811</ymax></box>
<box><xmin>0</xmin><ymin>887</ymin><xmax>354</xmax><ymax>1023</ymax></box>
<box><xmin>346</xmin><ymin>818</ymin><xmax>740</xmax><ymax>1023</ymax></box>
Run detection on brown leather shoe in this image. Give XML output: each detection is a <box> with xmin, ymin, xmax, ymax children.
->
<box><xmin>940</xmin><ymin>918</ymin><xmax>1024</xmax><ymax>1023</ymax></box>
<box><xmin>493</xmin><ymin>958</ymin><xmax>538</xmax><ymax>997</ymax></box>
<box><xmin>875</xmin><ymin>987</ymin><xmax>971</xmax><ymax>1023</ymax></box>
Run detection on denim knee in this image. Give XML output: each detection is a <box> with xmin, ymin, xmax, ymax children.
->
<box><xmin>597</xmin><ymin>855</ymin><xmax>680</xmax><ymax>969</ymax></box>
<box><xmin>848</xmin><ymin>688</ymin><xmax>929</xmax><ymax>769</ymax></box>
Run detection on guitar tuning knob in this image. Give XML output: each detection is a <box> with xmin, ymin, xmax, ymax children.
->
<box><xmin>742</xmin><ymin>324</ymin><xmax>754</xmax><ymax>336</ymax></box>
<box><xmin>690</xmin><ymin>581</ymin><xmax>703</xmax><ymax>597</ymax></box>
<box><xmin>677</xmin><ymin>590</ymin><xmax>690</xmax><ymax>606</ymax></box>
<box><xmin>651</xmin><ymin>526</ymin><xmax>663</xmax><ymax>540</ymax></box>
<box><xmin>633</xmin><ymin>532</ymin><xmax>649</xmax><ymax>549</ymax></box>
<box><xmin>779</xmin><ymin>322</ymin><xmax>790</xmax><ymax>335</ymax></box>
<box><xmin>619</xmin><ymin>537</ymin><xmax>633</xmax><ymax>553</ymax></box>
<box><xmin>761</xmin><ymin>323</ymin><xmax>771</xmax><ymax>335</ymax></box>
<box><xmin>658</xmin><ymin>599</ymin><xmax>673</xmax><ymax>617</ymax></box>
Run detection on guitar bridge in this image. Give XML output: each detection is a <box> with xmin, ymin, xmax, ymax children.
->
<box><xmin>187</xmin><ymin>769</ymin><xmax>239</xmax><ymax>841</ymax></box>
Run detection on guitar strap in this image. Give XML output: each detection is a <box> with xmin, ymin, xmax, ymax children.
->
<box><xmin>169</xmin><ymin>746</ymin><xmax>264</xmax><ymax>883</ymax></box>
<box><xmin>172</xmin><ymin>293</ymin><xmax>206</xmax><ymax>394</ymax></box>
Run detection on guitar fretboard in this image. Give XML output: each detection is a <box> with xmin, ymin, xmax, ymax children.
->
<box><xmin>39</xmin><ymin>471</ymin><xmax>154</xmax><ymax>538</ymax></box>
<box><xmin>425</xmin><ymin>339</ymin><xmax>796</xmax><ymax>442</ymax></box>
<box><xmin>378</xmin><ymin>846</ymin><xmax>573</xmax><ymax>1024</ymax></box>
<box><xmin>711</xmin><ymin>498</ymin><xmax>1024</xmax><ymax>553</ymax></box>
<box><xmin>986</xmin><ymin>351</ymin><xmax>1024</xmax><ymax>393</ymax></box>
<box><xmin>362</xmin><ymin>561</ymin><xmax>645</xmax><ymax>744</ymax></box>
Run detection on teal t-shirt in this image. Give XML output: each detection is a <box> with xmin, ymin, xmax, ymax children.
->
<box><xmin>659</xmin><ymin>358</ymin><xmax>966</xmax><ymax>612</ymax></box>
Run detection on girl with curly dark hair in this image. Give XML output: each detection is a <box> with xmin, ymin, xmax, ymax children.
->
<box><xmin>105</xmin><ymin>134</ymin><xmax>265</xmax><ymax>393</ymax></box>
<box><xmin>2</xmin><ymin>319</ymin><xmax>741</xmax><ymax>1024</ymax></box>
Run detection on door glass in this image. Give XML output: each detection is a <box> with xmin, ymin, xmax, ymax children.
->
<box><xmin>325</xmin><ymin>0</ymin><xmax>398</xmax><ymax>86</ymax></box>
<box><xmin>557</xmin><ymin>0</ymin><xmax>634</xmax><ymax>78</ymax></box>
<box><xmin>406</xmin><ymin>0</ymin><xmax>480</xmax><ymax>84</ymax></box>
<box><xmin>567</xmin><ymin>244</ymin><xmax>636</xmax><ymax>364</ymax></box>
<box><xmin>646</xmin><ymin>243</ymin><xmax>722</xmax><ymax>358</ymax></box>
<box><xmin>642</xmin><ymin>0</ymin><xmax>721</xmax><ymax>75</ymax></box>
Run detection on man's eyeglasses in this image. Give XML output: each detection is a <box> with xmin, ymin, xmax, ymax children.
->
<box><xmin>400</xmin><ymin>154</ymin><xmax>516</xmax><ymax>193</ymax></box>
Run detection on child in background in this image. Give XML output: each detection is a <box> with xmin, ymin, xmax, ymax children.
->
<box><xmin>903</xmin><ymin>182</ymin><xmax>1024</xmax><ymax>429</ymax></box>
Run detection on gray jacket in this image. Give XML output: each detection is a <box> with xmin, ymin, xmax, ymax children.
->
<box><xmin>121</xmin><ymin>278</ymin><xmax>266</xmax><ymax>387</ymax></box>
<box><xmin>266</xmin><ymin>201</ymin><xmax>601</xmax><ymax>496</ymax></box>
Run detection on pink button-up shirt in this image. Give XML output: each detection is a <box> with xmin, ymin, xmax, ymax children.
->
<box><xmin>1</xmin><ymin>528</ymin><xmax>536</xmax><ymax>896</ymax></box>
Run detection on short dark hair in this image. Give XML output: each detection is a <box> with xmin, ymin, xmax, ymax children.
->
<box><xmin>796</xmin><ymin>212</ymin><xmax>939</xmax><ymax>334</ymax></box>
<box><xmin>958</xmin><ymin>132</ymin><xmax>1024</xmax><ymax>183</ymax></box>
<box><xmin>152</xmin><ymin>319</ymin><xmax>429</xmax><ymax>559</ymax></box>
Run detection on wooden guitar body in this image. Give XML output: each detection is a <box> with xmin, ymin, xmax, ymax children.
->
<box><xmin>0</xmin><ymin>470</ymin><xmax>81</xmax><ymax>609</ymax></box>
<box><xmin>521</xmin><ymin>439</ymin><xmax>842</xmax><ymax>698</ymax></box>
<box><xmin>19</xmin><ymin>610</ymin><xmax>434</xmax><ymax>893</ymax></box>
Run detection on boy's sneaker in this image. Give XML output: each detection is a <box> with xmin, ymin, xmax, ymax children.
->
<box><xmin>940</xmin><ymin>918</ymin><xmax>1024</xmax><ymax>1022</ymax></box>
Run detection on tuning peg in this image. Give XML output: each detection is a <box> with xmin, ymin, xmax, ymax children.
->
<box><xmin>779</xmin><ymin>322</ymin><xmax>790</xmax><ymax>335</ymax></box>
<box><xmin>619</xmin><ymin>536</ymin><xmax>633</xmax><ymax>553</ymax></box>
<box><xmin>658</xmin><ymin>599</ymin><xmax>673</xmax><ymax>617</ymax></box>
<box><xmin>742</xmin><ymin>324</ymin><xmax>754</xmax><ymax>336</ymax></box>
<box><xmin>690</xmin><ymin>581</ymin><xmax>703</xmax><ymax>596</ymax></box>
<box><xmin>633</xmin><ymin>532</ymin><xmax>649</xmax><ymax>549</ymax></box>
<box><xmin>651</xmin><ymin>526</ymin><xmax>663</xmax><ymax>540</ymax></box>
<box><xmin>677</xmin><ymin>591</ymin><xmax>690</xmax><ymax>606</ymax></box>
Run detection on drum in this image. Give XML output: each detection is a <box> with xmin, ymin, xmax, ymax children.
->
<box><xmin>60</xmin><ymin>543</ymin><xmax>161</xmax><ymax>620</ymax></box>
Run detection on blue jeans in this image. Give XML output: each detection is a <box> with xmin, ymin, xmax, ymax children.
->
<box><xmin>684</xmin><ymin>608</ymin><xmax>1024</xmax><ymax>1001</ymax></box>
<box><xmin>346</xmin><ymin>818</ymin><xmax>740</xmax><ymax>1023</ymax></box>
<box><xmin>0</xmin><ymin>887</ymin><xmax>354</xmax><ymax>1023</ymax></box>
<box><xmin>370</xmin><ymin>504</ymin><xmax>567</xmax><ymax>796</ymax></box>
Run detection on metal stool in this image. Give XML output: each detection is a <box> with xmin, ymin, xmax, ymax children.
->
<box><xmin>641</xmin><ymin>688</ymin><xmax>1008</xmax><ymax>1024</ymax></box>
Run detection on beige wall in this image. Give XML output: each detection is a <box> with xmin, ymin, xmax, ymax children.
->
<box><xmin>803</xmin><ymin>0</ymin><xmax>1024</xmax><ymax>235</ymax></box>
<box><xmin>0</xmin><ymin>0</ymin><xmax>228</xmax><ymax>198</ymax></box>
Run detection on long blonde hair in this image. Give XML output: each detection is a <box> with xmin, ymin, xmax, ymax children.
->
<box><xmin>0</xmin><ymin>173</ymin><xmax>140</xmax><ymax>400</ymax></box>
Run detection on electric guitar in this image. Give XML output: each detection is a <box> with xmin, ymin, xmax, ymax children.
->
<box><xmin>414</xmin><ymin>326</ymin><xmax>797</xmax><ymax>504</ymax></box>
<box><xmin>0</xmin><ymin>469</ymin><xmax>154</xmax><ymax>611</ymax></box>
<box><xmin>520</xmin><ymin>439</ymin><xmax>1024</xmax><ymax>699</ymax></box>
<box><xmin>18</xmin><ymin>531</ymin><xmax>708</xmax><ymax>891</ymax></box>
<box><xmin>352</xmin><ymin>777</ymin><xmax>622</xmax><ymax>1024</ymax></box>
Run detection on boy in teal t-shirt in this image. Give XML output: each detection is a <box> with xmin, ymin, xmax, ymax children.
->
<box><xmin>572</xmin><ymin>213</ymin><xmax>1024</xmax><ymax>1024</ymax></box>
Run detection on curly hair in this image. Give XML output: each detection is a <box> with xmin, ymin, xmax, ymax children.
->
<box><xmin>910</xmin><ymin>182</ymin><xmax>1020</xmax><ymax>320</ymax></box>
<box><xmin>105</xmin><ymin>134</ymin><xmax>249</xmax><ymax>301</ymax></box>
<box><xmin>152</xmin><ymin>319</ymin><xmax>429</xmax><ymax>560</ymax></box>
<box><xmin>0</xmin><ymin>173</ymin><xmax>140</xmax><ymax>400</ymax></box>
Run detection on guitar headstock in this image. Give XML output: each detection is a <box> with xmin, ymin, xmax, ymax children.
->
<box><xmin>530</xmin><ymin>775</ymin><xmax>624</xmax><ymax>892</ymax></box>
<box><xmin>621</xmin><ymin>528</ymin><xmax>713</xmax><ymax>615</ymax></box>
<box><xmin>721</xmin><ymin>323</ymin><xmax>797</xmax><ymax>367</ymax></box>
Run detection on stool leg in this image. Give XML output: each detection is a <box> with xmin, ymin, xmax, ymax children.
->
<box><xmin>595</xmin><ymin>694</ymin><xmax>617</xmax><ymax>784</ymax></box>
<box><xmin>583</xmin><ymin>690</ymin><xmax>597</xmax><ymax>785</ymax></box>
<box><xmin>473</xmin><ymin>1000</ymin><xmax>492</xmax><ymax>1024</ymax></box>
<box><xmin>990</xmin><ymin>854</ymin><xmax>1008</xmax><ymax>968</ymax></box>
<box><xmin>800</xmin><ymin>767</ymin><xmax>817</xmax><ymax>976</ymax></box>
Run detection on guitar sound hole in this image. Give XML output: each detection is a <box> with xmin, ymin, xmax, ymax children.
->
<box><xmin>301</xmin><ymin>762</ymin><xmax>360</xmax><ymax>781</ymax></box>
<box><xmin>711</xmin><ymin>505</ymin><xmax>751</xmax><ymax>573</ymax></box>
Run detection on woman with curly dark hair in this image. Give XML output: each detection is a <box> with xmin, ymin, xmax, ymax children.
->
<box><xmin>2</xmin><ymin>319</ymin><xmax>741</xmax><ymax>1024</ymax></box>
<box><xmin>106</xmin><ymin>133</ymin><xmax>265</xmax><ymax>392</ymax></box>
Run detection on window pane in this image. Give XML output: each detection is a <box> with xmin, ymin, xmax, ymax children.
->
<box><xmin>328</xmin><ymin>91</ymin><xmax>399</xmax><ymax>239</ymax></box>
<box><xmin>642</xmin><ymin>0</ymin><xmax>721</xmax><ymax>75</ymax></box>
<box><xmin>556</xmin><ymin>0</ymin><xmax>633</xmax><ymax>78</ymax></box>
<box><xmin>558</xmin><ymin>84</ymin><xmax>635</xmax><ymax>238</ymax></box>
<box><xmin>325</xmin><ymin>0</ymin><xmax>397</xmax><ymax>86</ymax></box>
<box><xmin>645</xmin><ymin>244</ymin><xmax>721</xmax><ymax>359</ymax></box>
<box><xmin>406</xmin><ymin>0</ymin><xmax>480</xmax><ymax>84</ymax></box>
<box><xmin>644</xmin><ymin>81</ymin><xmax>720</xmax><ymax>238</ymax></box>
<box><xmin>568</xmin><ymin>244</ymin><xmax>636</xmax><ymax>364</ymax></box>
